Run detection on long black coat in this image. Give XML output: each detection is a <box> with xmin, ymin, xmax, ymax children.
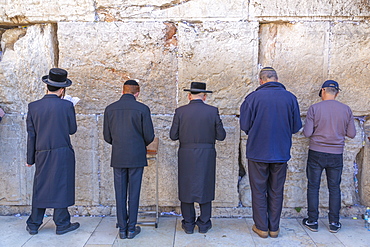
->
<box><xmin>26</xmin><ymin>94</ymin><xmax>77</xmax><ymax>208</ymax></box>
<box><xmin>170</xmin><ymin>99</ymin><xmax>226</xmax><ymax>204</ymax></box>
<box><xmin>103</xmin><ymin>94</ymin><xmax>155</xmax><ymax>168</ymax></box>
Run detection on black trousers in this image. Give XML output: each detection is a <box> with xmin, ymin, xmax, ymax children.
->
<box><xmin>248</xmin><ymin>160</ymin><xmax>287</xmax><ymax>232</ymax></box>
<box><xmin>114</xmin><ymin>167</ymin><xmax>144</xmax><ymax>232</ymax></box>
<box><xmin>306</xmin><ymin>149</ymin><xmax>343</xmax><ymax>223</ymax></box>
<box><xmin>26</xmin><ymin>207</ymin><xmax>71</xmax><ymax>230</ymax></box>
<box><xmin>181</xmin><ymin>201</ymin><xmax>212</xmax><ymax>230</ymax></box>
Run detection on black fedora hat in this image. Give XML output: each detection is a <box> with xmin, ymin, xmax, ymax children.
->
<box><xmin>184</xmin><ymin>82</ymin><xmax>213</xmax><ymax>93</ymax></box>
<box><xmin>42</xmin><ymin>68</ymin><xmax>72</xmax><ymax>87</ymax></box>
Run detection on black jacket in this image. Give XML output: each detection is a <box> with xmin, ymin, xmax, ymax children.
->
<box><xmin>26</xmin><ymin>94</ymin><xmax>77</xmax><ymax>208</ymax></box>
<box><xmin>170</xmin><ymin>99</ymin><xmax>226</xmax><ymax>203</ymax></box>
<box><xmin>103</xmin><ymin>94</ymin><xmax>155</xmax><ymax>168</ymax></box>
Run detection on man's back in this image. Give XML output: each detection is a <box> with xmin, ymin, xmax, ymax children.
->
<box><xmin>240</xmin><ymin>81</ymin><xmax>302</xmax><ymax>163</ymax></box>
<box><xmin>303</xmin><ymin>100</ymin><xmax>356</xmax><ymax>154</ymax></box>
<box><xmin>103</xmin><ymin>94</ymin><xmax>154</xmax><ymax>168</ymax></box>
<box><xmin>170</xmin><ymin>100</ymin><xmax>225</xmax><ymax>144</ymax></box>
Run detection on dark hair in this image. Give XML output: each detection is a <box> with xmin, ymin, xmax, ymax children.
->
<box><xmin>47</xmin><ymin>85</ymin><xmax>62</xmax><ymax>92</ymax></box>
<box><xmin>259</xmin><ymin>67</ymin><xmax>278</xmax><ymax>81</ymax></box>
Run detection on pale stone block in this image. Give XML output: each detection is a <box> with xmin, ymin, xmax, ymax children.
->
<box><xmin>328</xmin><ymin>22</ymin><xmax>370</xmax><ymax>116</ymax></box>
<box><xmin>259</xmin><ymin>22</ymin><xmax>330</xmax><ymax>113</ymax></box>
<box><xmin>58</xmin><ymin>22</ymin><xmax>178</xmax><ymax>115</ymax></box>
<box><xmin>0</xmin><ymin>0</ymin><xmax>95</xmax><ymax>24</ymax></box>
<box><xmin>0</xmin><ymin>24</ymin><xmax>57</xmax><ymax>113</ymax></box>
<box><xmin>96</xmin><ymin>0</ymin><xmax>248</xmax><ymax>20</ymax></box>
<box><xmin>0</xmin><ymin>114</ymin><xmax>30</xmax><ymax>205</ymax></box>
<box><xmin>71</xmin><ymin>114</ymin><xmax>100</xmax><ymax>206</ymax></box>
<box><xmin>250</xmin><ymin>0</ymin><xmax>370</xmax><ymax>19</ymax></box>
<box><xmin>177</xmin><ymin>21</ymin><xmax>259</xmax><ymax>115</ymax></box>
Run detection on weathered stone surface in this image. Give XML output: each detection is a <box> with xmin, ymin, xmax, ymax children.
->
<box><xmin>0</xmin><ymin>0</ymin><xmax>95</xmax><ymax>24</ymax></box>
<box><xmin>71</xmin><ymin>114</ymin><xmax>100</xmax><ymax>206</ymax></box>
<box><xmin>251</xmin><ymin>0</ymin><xmax>370</xmax><ymax>19</ymax></box>
<box><xmin>96</xmin><ymin>0</ymin><xmax>247</xmax><ymax>20</ymax></box>
<box><xmin>328</xmin><ymin>22</ymin><xmax>370</xmax><ymax>116</ymax></box>
<box><xmin>58</xmin><ymin>22</ymin><xmax>178</xmax><ymax>115</ymax></box>
<box><xmin>259</xmin><ymin>22</ymin><xmax>330</xmax><ymax>113</ymax></box>
<box><xmin>0</xmin><ymin>24</ymin><xmax>57</xmax><ymax>113</ymax></box>
<box><xmin>0</xmin><ymin>114</ymin><xmax>30</xmax><ymax>205</ymax></box>
<box><xmin>177</xmin><ymin>21</ymin><xmax>259</xmax><ymax>115</ymax></box>
<box><xmin>359</xmin><ymin>119</ymin><xmax>370</xmax><ymax>206</ymax></box>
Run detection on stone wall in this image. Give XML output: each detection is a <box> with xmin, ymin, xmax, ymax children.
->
<box><xmin>0</xmin><ymin>0</ymin><xmax>370</xmax><ymax>216</ymax></box>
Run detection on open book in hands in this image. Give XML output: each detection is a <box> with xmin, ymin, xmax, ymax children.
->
<box><xmin>63</xmin><ymin>95</ymin><xmax>80</xmax><ymax>106</ymax></box>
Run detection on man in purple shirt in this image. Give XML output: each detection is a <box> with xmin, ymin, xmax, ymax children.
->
<box><xmin>302</xmin><ymin>80</ymin><xmax>356</xmax><ymax>233</ymax></box>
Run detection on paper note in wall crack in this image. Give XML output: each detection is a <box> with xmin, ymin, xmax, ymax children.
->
<box><xmin>63</xmin><ymin>95</ymin><xmax>80</xmax><ymax>106</ymax></box>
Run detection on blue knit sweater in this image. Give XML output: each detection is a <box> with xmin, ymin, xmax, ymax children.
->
<box><xmin>240</xmin><ymin>82</ymin><xmax>302</xmax><ymax>163</ymax></box>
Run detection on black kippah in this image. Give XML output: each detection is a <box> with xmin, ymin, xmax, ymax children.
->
<box><xmin>124</xmin><ymin>80</ymin><xmax>139</xmax><ymax>86</ymax></box>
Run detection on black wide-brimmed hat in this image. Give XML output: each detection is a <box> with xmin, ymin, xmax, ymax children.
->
<box><xmin>184</xmin><ymin>82</ymin><xmax>213</xmax><ymax>93</ymax></box>
<box><xmin>42</xmin><ymin>68</ymin><xmax>72</xmax><ymax>87</ymax></box>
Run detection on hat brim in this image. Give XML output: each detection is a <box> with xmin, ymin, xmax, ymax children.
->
<box><xmin>184</xmin><ymin>89</ymin><xmax>213</xmax><ymax>93</ymax></box>
<box><xmin>42</xmin><ymin>75</ymin><xmax>72</xmax><ymax>87</ymax></box>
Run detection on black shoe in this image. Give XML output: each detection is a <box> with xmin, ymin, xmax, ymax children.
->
<box><xmin>199</xmin><ymin>225</ymin><xmax>212</xmax><ymax>234</ymax></box>
<box><xmin>302</xmin><ymin>218</ymin><xmax>318</xmax><ymax>232</ymax></box>
<box><xmin>119</xmin><ymin>230</ymin><xmax>127</xmax><ymax>239</ymax></box>
<box><xmin>181</xmin><ymin>224</ymin><xmax>194</xmax><ymax>234</ymax></box>
<box><xmin>56</xmin><ymin>222</ymin><xmax>80</xmax><ymax>235</ymax></box>
<box><xmin>329</xmin><ymin>222</ymin><xmax>341</xmax><ymax>233</ymax></box>
<box><xmin>26</xmin><ymin>226</ymin><xmax>38</xmax><ymax>235</ymax></box>
<box><xmin>127</xmin><ymin>226</ymin><xmax>141</xmax><ymax>239</ymax></box>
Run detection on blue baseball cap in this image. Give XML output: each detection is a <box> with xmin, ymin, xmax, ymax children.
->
<box><xmin>319</xmin><ymin>80</ymin><xmax>341</xmax><ymax>97</ymax></box>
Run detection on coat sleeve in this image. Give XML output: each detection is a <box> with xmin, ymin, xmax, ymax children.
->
<box><xmin>26</xmin><ymin>108</ymin><xmax>36</xmax><ymax>165</ymax></box>
<box><xmin>68</xmin><ymin>104</ymin><xmax>77</xmax><ymax>135</ymax></box>
<box><xmin>239</xmin><ymin>97</ymin><xmax>253</xmax><ymax>135</ymax></box>
<box><xmin>103</xmin><ymin>108</ymin><xmax>112</xmax><ymax>145</ymax></box>
<box><xmin>169</xmin><ymin>109</ymin><xmax>179</xmax><ymax>141</ymax></box>
<box><xmin>292</xmin><ymin>98</ymin><xmax>302</xmax><ymax>134</ymax></box>
<box><xmin>143</xmin><ymin>107</ymin><xmax>155</xmax><ymax>146</ymax></box>
<box><xmin>215</xmin><ymin>109</ymin><xmax>226</xmax><ymax>141</ymax></box>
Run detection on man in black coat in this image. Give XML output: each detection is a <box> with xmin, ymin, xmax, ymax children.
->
<box><xmin>103</xmin><ymin>80</ymin><xmax>155</xmax><ymax>239</ymax></box>
<box><xmin>26</xmin><ymin>68</ymin><xmax>79</xmax><ymax>235</ymax></box>
<box><xmin>170</xmin><ymin>82</ymin><xmax>226</xmax><ymax>234</ymax></box>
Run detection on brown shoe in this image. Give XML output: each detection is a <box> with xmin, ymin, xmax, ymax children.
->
<box><xmin>269</xmin><ymin>228</ymin><xmax>280</xmax><ymax>238</ymax></box>
<box><xmin>252</xmin><ymin>224</ymin><xmax>268</xmax><ymax>238</ymax></box>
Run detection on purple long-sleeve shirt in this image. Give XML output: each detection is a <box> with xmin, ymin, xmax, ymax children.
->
<box><xmin>303</xmin><ymin>100</ymin><xmax>356</xmax><ymax>154</ymax></box>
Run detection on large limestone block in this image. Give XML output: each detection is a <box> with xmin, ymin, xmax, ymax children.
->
<box><xmin>177</xmin><ymin>21</ymin><xmax>259</xmax><ymax>115</ymax></box>
<box><xmin>96</xmin><ymin>0</ymin><xmax>247</xmax><ymax>20</ymax></box>
<box><xmin>71</xmin><ymin>114</ymin><xmax>100</xmax><ymax>206</ymax></box>
<box><xmin>250</xmin><ymin>0</ymin><xmax>370</xmax><ymax>19</ymax></box>
<box><xmin>214</xmin><ymin>116</ymin><xmax>240</xmax><ymax>207</ymax></box>
<box><xmin>0</xmin><ymin>24</ymin><xmax>57</xmax><ymax>113</ymax></box>
<box><xmin>58</xmin><ymin>22</ymin><xmax>178</xmax><ymax>115</ymax></box>
<box><xmin>328</xmin><ymin>22</ymin><xmax>370</xmax><ymax>116</ymax></box>
<box><xmin>0</xmin><ymin>114</ymin><xmax>31</xmax><ymax>205</ymax></box>
<box><xmin>259</xmin><ymin>22</ymin><xmax>330</xmax><ymax>113</ymax></box>
<box><xmin>0</xmin><ymin>0</ymin><xmax>95</xmax><ymax>24</ymax></box>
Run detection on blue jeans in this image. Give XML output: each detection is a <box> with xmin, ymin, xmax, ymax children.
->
<box><xmin>306</xmin><ymin>149</ymin><xmax>343</xmax><ymax>223</ymax></box>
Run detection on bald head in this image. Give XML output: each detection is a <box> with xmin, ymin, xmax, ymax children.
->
<box><xmin>259</xmin><ymin>67</ymin><xmax>278</xmax><ymax>84</ymax></box>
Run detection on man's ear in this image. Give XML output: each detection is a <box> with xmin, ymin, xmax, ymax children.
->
<box><xmin>134</xmin><ymin>92</ymin><xmax>140</xmax><ymax>98</ymax></box>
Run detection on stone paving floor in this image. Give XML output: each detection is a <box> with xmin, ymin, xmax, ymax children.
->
<box><xmin>0</xmin><ymin>215</ymin><xmax>368</xmax><ymax>247</ymax></box>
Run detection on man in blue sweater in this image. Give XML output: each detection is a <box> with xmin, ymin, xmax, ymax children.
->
<box><xmin>240</xmin><ymin>67</ymin><xmax>302</xmax><ymax>238</ymax></box>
